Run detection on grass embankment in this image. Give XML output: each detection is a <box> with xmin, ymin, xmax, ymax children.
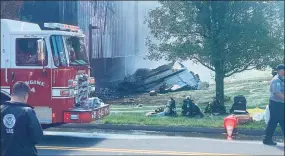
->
<box><xmin>102</xmin><ymin>113</ymin><xmax>268</xmax><ymax>130</ymax></box>
<box><xmin>102</xmin><ymin>76</ymin><xmax>274</xmax><ymax>130</ymax></box>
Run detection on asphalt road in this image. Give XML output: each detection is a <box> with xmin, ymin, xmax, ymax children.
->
<box><xmin>38</xmin><ymin>131</ymin><xmax>284</xmax><ymax>155</ymax></box>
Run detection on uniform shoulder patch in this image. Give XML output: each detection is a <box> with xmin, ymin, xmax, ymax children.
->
<box><xmin>276</xmin><ymin>82</ymin><xmax>281</xmax><ymax>87</ymax></box>
<box><xmin>3</xmin><ymin>114</ymin><xmax>16</xmax><ymax>129</ymax></box>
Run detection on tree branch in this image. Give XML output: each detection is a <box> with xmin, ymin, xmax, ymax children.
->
<box><xmin>225</xmin><ymin>64</ymin><xmax>255</xmax><ymax>77</ymax></box>
<box><xmin>224</xmin><ymin>58</ymin><xmax>254</xmax><ymax>73</ymax></box>
<box><xmin>193</xmin><ymin>56</ymin><xmax>215</xmax><ymax>71</ymax></box>
<box><xmin>174</xmin><ymin>31</ymin><xmax>209</xmax><ymax>39</ymax></box>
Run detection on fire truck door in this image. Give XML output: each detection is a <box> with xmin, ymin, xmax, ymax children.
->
<box><xmin>1</xmin><ymin>32</ymin><xmax>10</xmax><ymax>92</ymax></box>
<box><xmin>9</xmin><ymin>35</ymin><xmax>52</xmax><ymax>107</ymax></box>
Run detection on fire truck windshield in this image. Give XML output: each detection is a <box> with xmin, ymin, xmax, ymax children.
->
<box><xmin>64</xmin><ymin>36</ymin><xmax>89</xmax><ymax>66</ymax></box>
<box><xmin>50</xmin><ymin>35</ymin><xmax>89</xmax><ymax>66</ymax></box>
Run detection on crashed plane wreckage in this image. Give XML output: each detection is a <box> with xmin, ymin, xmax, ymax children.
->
<box><xmin>117</xmin><ymin>62</ymin><xmax>202</xmax><ymax>93</ymax></box>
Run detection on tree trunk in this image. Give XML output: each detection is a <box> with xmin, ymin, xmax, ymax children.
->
<box><xmin>215</xmin><ymin>69</ymin><xmax>225</xmax><ymax>106</ymax></box>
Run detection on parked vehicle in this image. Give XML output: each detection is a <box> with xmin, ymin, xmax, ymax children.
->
<box><xmin>0</xmin><ymin>19</ymin><xmax>110</xmax><ymax>127</ymax></box>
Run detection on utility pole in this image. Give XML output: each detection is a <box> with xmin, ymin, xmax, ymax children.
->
<box><xmin>88</xmin><ymin>24</ymin><xmax>100</xmax><ymax>77</ymax></box>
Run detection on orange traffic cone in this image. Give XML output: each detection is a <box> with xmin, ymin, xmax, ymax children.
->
<box><xmin>226</xmin><ymin>125</ymin><xmax>234</xmax><ymax>140</ymax></box>
<box><xmin>224</xmin><ymin>115</ymin><xmax>237</xmax><ymax>140</ymax></box>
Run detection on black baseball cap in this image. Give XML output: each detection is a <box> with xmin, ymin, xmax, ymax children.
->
<box><xmin>276</xmin><ymin>64</ymin><xmax>285</xmax><ymax>71</ymax></box>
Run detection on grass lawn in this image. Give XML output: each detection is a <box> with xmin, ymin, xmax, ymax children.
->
<box><xmin>102</xmin><ymin>113</ymin><xmax>268</xmax><ymax>130</ymax></box>
<box><xmin>102</xmin><ymin>76</ymin><xmax>275</xmax><ymax>130</ymax></box>
<box><xmin>107</xmin><ymin>77</ymin><xmax>271</xmax><ymax>109</ymax></box>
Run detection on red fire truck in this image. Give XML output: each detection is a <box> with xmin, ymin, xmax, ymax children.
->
<box><xmin>0</xmin><ymin>19</ymin><xmax>110</xmax><ymax>126</ymax></box>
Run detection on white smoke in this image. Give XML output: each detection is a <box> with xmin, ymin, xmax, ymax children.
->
<box><xmin>131</xmin><ymin>1</ymin><xmax>270</xmax><ymax>84</ymax></box>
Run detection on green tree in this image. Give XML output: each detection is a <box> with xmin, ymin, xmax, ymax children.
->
<box><xmin>145</xmin><ymin>1</ymin><xmax>284</xmax><ymax>105</ymax></box>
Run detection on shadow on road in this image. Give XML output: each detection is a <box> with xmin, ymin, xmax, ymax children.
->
<box><xmin>37</xmin><ymin>134</ymin><xmax>106</xmax><ymax>155</ymax></box>
<box><xmin>47</xmin><ymin>127</ymin><xmax>284</xmax><ymax>142</ymax></box>
<box><xmin>274</xmin><ymin>145</ymin><xmax>285</xmax><ymax>151</ymax></box>
<box><xmin>39</xmin><ymin>135</ymin><xmax>105</xmax><ymax>147</ymax></box>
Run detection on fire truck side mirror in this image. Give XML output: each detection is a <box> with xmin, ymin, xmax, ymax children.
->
<box><xmin>37</xmin><ymin>39</ymin><xmax>46</xmax><ymax>63</ymax></box>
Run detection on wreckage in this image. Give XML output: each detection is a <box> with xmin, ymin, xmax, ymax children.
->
<box><xmin>117</xmin><ymin>62</ymin><xmax>201</xmax><ymax>93</ymax></box>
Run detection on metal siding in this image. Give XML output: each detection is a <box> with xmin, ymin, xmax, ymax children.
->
<box><xmin>20</xmin><ymin>1</ymin><xmax>140</xmax><ymax>83</ymax></box>
<box><xmin>21</xmin><ymin>1</ymin><xmax>139</xmax><ymax>59</ymax></box>
<box><xmin>134</xmin><ymin>1</ymin><xmax>139</xmax><ymax>55</ymax></box>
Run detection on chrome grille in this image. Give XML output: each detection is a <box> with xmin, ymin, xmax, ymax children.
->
<box><xmin>75</xmin><ymin>74</ymin><xmax>89</xmax><ymax>108</ymax></box>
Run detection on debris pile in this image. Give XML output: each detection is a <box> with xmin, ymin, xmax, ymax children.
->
<box><xmin>117</xmin><ymin>62</ymin><xmax>205</xmax><ymax>93</ymax></box>
<box><xmin>87</xmin><ymin>97</ymin><xmax>105</xmax><ymax>108</ymax></box>
<box><xmin>95</xmin><ymin>88</ymin><xmax>119</xmax><ymax>100</ymax></box>
<box><xmin>95</xmin><ymin>62</ymin><xmax>209</xmax><ymax>101</ymax></box>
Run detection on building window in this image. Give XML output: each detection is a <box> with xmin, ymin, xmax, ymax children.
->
<box><xmin>16</xmin><ymin>38</ymin><xmax>48</xmax><ymax>66</ymax></box>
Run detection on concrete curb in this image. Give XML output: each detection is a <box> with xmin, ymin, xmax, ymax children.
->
<box><xmin>58</xmin><ymin>123</ymin><xmax>283</xmax><ymax>136</ymax></box>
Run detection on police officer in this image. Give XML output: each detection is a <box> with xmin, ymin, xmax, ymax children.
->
<box><xmin>263</xmin><ymin>64</ymin><xmax>284</xmax><ymax>145</ymax></box>
<box><xmin>1</xmin><ymin>81</ymin><xmax>43</xmax><ymax>156</ymax></box>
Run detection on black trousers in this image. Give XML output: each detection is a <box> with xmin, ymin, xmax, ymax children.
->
<box><xmin>264</xmin><ymin>100</ymin><xmax>284</xmax><ymax>140</ymax></box>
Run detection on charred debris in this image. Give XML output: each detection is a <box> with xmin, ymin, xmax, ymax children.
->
<box><xmin>95</xmin><ymin>62</ymin><xmax>208</xmax><ymax>101</ymax></box>
<box><xmin>116</xmin><ymin>62</ymin><xmax>202</xmax><ymax>93</ymax></box>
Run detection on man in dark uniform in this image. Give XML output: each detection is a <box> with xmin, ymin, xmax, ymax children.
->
<box><xmin>1</xmin><ymin>81</ymin><xmax>43</xmax><ymax>156</ymax></box>
<box><xmin>182</xmin><ymin>96</ymin><xmax>204</xmax><ymax>118</ymax></box>
<box><xmin>263</xmin><ymin>64</ymin><xmax>284</xmax><ymax>145</ymax></box>
<box><xmin>182</xmin><ymin>96</ymin><xmax>193</xmax><ymax>116</ymax></box>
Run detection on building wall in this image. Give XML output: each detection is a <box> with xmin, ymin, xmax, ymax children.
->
<box><xmin>20</xmin><ymin>1</ymin><xmax>139</xmax><ymax>84</ymax></box>
<box><xmin>75</xmin><ymin>1</ymin><xmax>139</xmax><ymax>82</ymax></box>
<box><xmin>21</xmin><ymin>1</ymin><xmax>60</xmax><ymax>27</ymax></box>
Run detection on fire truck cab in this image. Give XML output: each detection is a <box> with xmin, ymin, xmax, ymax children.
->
<box><xmin>0</xmin><ymin>19</ymin><xmax>110</xmax><ymax>125</ymax></box>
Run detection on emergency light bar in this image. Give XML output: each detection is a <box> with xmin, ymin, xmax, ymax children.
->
<box><xmin>44</xmin><ymin>23</ymin><xmax>80</xmax><ymax>32</ymax></box>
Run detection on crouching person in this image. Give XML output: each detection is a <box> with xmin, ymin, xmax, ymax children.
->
<box><xmin>182</xmin><ymin>96</ymin><xmax>204</xmax><ymax>118</ymax></box>
<box><xmin>204</xmin><ymin>97</ymin><xmax>227</xmax><ymax>115</ymax></box>
<box><xmin>164</xmin><ymin>97</ymin><xmax>178</xmax><ymax>117</ymax></box>
<box><xmin>1</xmin><ymin>81</ymin><xmax>43</xmax><ymax>156</ymax></box>
<box><xmin>146</xmin><ymin>97</ymin><xmax>177</xmax><ymax>117</ymax></box>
